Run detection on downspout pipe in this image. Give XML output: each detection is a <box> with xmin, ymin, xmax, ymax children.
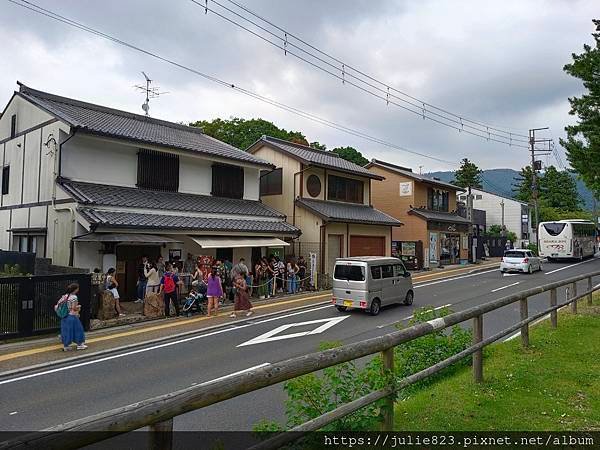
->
<box><xmin>50</xmin><ymin>129</ymin><xmax>77</xmax><ymax>266</ymax></box>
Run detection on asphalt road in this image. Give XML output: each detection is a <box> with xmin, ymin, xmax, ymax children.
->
<box><xmin>1</xmin><ymin>257</ymin><xmax>598</xmax><ymax>434</ymax></box>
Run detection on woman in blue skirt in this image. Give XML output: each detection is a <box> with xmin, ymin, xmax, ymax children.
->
<box><xmin>56</xmin><ymin>283</ymin><xmax>88</xmax><ymax>351</ymax></box>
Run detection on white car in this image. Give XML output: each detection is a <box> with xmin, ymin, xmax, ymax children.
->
<box><xmin>500</xmin><ymin>249</ymin><xmax>542</xmax><ymax>274</ymax></box>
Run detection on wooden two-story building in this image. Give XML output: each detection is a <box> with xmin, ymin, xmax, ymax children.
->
<box><xmin>248</xmin><ymin>137</ymin><xmax>401</xmax><ymax>276</ymax></box>
<box><xmin>0</xmin><ymin>83</ymin><xmax>300</xmax><ymax>298</ymax></box>
<box><xmin>366</xmin><ymin>159</ymin><xmax>470</xmax><ymax>267</ymax></box>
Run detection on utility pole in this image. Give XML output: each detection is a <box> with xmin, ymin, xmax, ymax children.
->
<box><xmin>500</xmin><ymin>199</ymin><xmax>505</xmax><ymax>227</ymax></box>
<box><xmin>529</xmin><ymin>127</ymin><xmax>552</xmax><ymax>247</ymax></box>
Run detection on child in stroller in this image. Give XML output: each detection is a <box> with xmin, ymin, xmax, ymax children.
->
<box><xmin>182</xmin><ymin>280</ymin><xmax>208</xmax><ymax>316</ymax></box>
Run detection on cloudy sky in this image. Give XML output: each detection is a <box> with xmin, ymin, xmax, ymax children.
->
<box><xmin>1</xmin><ymin>0</ymin><xmax>596</xmax><ymax>173</ymax></box>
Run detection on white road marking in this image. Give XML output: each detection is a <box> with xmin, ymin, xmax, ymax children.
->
<box><xmin>238</xmin><ymin>317</ymin><xmax>349</xmax><ymax>347</ymax></box>
<box><xmin>545</xmin><ymin>258</ymin><xmax>595</xmax><ymax>275</ymax></box>
<box><xmin>503</xmin><ymin>313</ymin><xmax>554</xmax><ymax>342</ymax></box>
<box><xmin>491</xmin><ymin>282</ymin><xmax>520</xmax><ymax>293</ymax></box>
<box><xmin>8</xmin><ymin>411</ymin><xmax>18</xmax><ymax>415</ymax></box>
<box><xmin>198</xmin><ymin>363</ymin><xmax>271</xmax><ymax>385</ymax></box>
<box><xmin>502</xmin><ymin>273</ymin><xmax>519</xmax><ymax>277</ymax></box>
<box><xmin>413</xmin><ymin>269</ymin><xmax>498</xmax><ymax>289</ymax></box>
<box><xmin>376</xmin><ymin>304</ymin><xmax>452</xmax><ymax>329</ymax></box>
<box><xmin>0</xmin><ymin>305</ymin><xmax>332</xmax><ymax>385</ymax></box>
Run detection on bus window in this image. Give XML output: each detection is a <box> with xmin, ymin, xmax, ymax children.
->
<box><xmin>543</xmin><ymin>223</ymin><xmax>566</xmax><ymax>236</ymax></box>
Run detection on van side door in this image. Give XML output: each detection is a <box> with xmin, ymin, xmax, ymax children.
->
<box><xmin>393</xmin><ymin>263</ymin><xmax>409</xmax><ymax>300</ymax></box>
<box><xmin>380</xmin><ymin>264</ymin><xmax>397</xmax><ymax>305</ymax></box>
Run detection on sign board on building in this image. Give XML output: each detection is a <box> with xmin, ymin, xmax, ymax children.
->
<box><xmin>401</xmin><ymin>242</ymin><xmax>416</xmax><ymax>256</ymax></box>
<box><xmin>399</xmin><ymin>181</ymin><xmax>413</xmax><ymax>196</ymax></box>
<box><xmin>429</xmin><ymin>232</ymin><xmax>438</xmax><ymax>262</ymax></box>
<box><xmin>309</xmin><ymin>252</ymin><xmax>317</xmax><ymax>288</ymax></box>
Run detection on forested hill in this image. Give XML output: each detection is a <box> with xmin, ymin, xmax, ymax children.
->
<box><xmin>427</xmin><ymin>168</ymin><xmax>594</xmax><ymax>210</ymax></box>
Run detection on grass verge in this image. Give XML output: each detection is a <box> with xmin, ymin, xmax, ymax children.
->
<box><xmin>395</xmin><ymin>297</ymin><xmax>600</xmax><ymax>431</ymax></box>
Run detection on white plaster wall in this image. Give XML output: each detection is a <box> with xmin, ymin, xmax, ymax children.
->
<box><xmin>0</xmin><ymin>95</ymin><xmax>54</xmax><ymax>139</ymax></box>
<box><xmin>74</xmin><ymin>241</ymin><xmax>103</xmax><ymax>272</ymax></box>
<box><xmin>22</xmin><ymin>128</ymin><xmax>41</xmax><ymax>204</ymax></box>
<box><xmin>2</xmin><ymin>136</ymin><xmax>24</xmax><ymax>206</ymax></box>
<box><xmin>178</xmin><ymin>155</ymin><xmax>212</xmax><ymax>195</ymax></box>
<box><xmin>61</xmin><ymin>135</ymin><xmax>138</xmax><ymax>187</ymax></box>
<box><xmin>0</xmin><ymin>210</ymin><xmax>10</xmax><ymax>249</ymax></box>
<box><xmin>11</xmin><ymin>207</ymin><xmax>28</xmax><ymax>229</ymax></box>
<box><xmin>29</xmin><ymin>206</ymin><xmax>47</xmax><ymax>228</ymax></box>
<box><xmin>46</xmin><ymin>205</ymin><xmax>76</xmax><ymax>266</ymax></box>
<box><xmin>243</xmin><ymin>167</ymin><xmax>260</xmax><ymax>201</ymax></box>
<box><xmin>469</xmin><ymin>189</ymin><xmax>530</xmax><ymax>243</ymax></box>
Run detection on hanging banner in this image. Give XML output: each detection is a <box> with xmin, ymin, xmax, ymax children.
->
<box><xmin>309</xmin><ymin>252</ymin><xmax>317</xmax><ymax>288</ymax></box>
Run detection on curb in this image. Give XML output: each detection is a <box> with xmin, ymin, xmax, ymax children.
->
<box><xmin>0</xmin><ymin>300</ymin><xmax>331</xmax><ymax>379</ymax></box>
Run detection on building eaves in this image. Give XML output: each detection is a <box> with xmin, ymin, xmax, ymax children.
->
<box><xmin>367</xmin><ymin>159</ymin><xmax>464</xmax><ymax>191</ymax></box>
<box><xmin>408</xmin><ymin>208</ymin><xmax>471</xmax><ymax>224</ymax></box>
<box><xmin>296</xmin><ymin>198</ymin><xmax>402</xmax><ymax>226</ymax></box>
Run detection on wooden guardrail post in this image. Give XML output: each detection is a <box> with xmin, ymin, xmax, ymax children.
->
<box><xmin>149</xmin><ymin>418</ymin><xmax>173</xmax><ymax>450</ymax></box>
<box><xmin>520</xmin><ymin>297</ymin><xmax>529</xmax><ymax>348</ymax></box>
<box><xmin>550</xmin><ymin>288</ymin><xmax>557</xmax><ymax>328</ymax></box>
<box><xmin>571</xmin><ymin>282</ymin><xmax>578</xmax><ymax>314</ymax></box>
<box><xmin>472</xmin><ymin>315</ymin><xmax>483</xmax><ymax>382</ymax></box>
<box><xmin>380</xmin><ymin>347</ymin><xmax>394</xmax><ymax>431</ymax></box>
<box><xmin>588</xmin><ymin>277</ymin><xmax>593</xmax><ymax>306</ymax></box>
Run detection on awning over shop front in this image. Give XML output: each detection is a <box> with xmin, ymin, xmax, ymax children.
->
<box><xmin>73</xmin><ymin>233</ymin><xmax>183</xmax><ymax>244</ymax></box>
<box><xmin>190</xmin><ymin>236</ymin><xmax>290</xmax><ymax>249</ymax></box>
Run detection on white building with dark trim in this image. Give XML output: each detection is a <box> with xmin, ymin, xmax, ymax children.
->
<box><xmin>0</xmin><ymin>82</ymin><xmax>299</xmax><ymax>297</ymax></box>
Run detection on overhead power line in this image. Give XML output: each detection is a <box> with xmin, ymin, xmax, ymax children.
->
<box><xmin>190</xmin><ymin>0</ymin><xmax>532</xmax><ymax>149</ymax></box>
<box><xmin>6</xmin><ymin>0</ymin><xmax>457</xmax><ymax>166</ymax></box>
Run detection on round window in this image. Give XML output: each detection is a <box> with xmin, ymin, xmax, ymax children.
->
<box><xmin>306</xmin><ymin>175</ymin><xmax>321</xmax><ymax>197</ymax></box>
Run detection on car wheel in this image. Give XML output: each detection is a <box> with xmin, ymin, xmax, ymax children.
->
<box><xmin>369</xmin><ymin>299</ymin><xmax>381</xmax><ymax>316</ymax></box>
<box><xmin>336</xmin><ymin>305</ymin><xmax>347</xmax><ymax>312</ymax></box>
<box><xmin>404</xmin><ymin>290</ymin><xmax>414</xmax><ymax>305</ymax></box>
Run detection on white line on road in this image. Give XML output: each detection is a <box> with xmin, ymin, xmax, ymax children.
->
<box><xmin>414</xmin><ymin>269</ymin><xmax>498</xmax><ymax>289</ymax></box>
<box><xmin>491</xmin><ymin>282</ymin><xmax>520</xmax><ymax>293</ymax></box>
<box><xmin>376</xmin><ymin>304</ymin><xmax>452</xmax><ymax>329</ymax></box>
<box><xmin>0</xmin><ymin>305</ymin><xmax>332</xmax><ymax>385</ymax></box>
<box><xmin>8</xmin><ymin>411</ymin><xmax>18</xmax><ymax>416</ymax></box>
<box><xmin>545</xmin><ymin>258</ymin><xmax>595</xmax><ymax>275</ymax></box>
<box><xmin>198</xmin><ymin>363</ymin><xmax>271</xmax><ymax>386</ymax></box>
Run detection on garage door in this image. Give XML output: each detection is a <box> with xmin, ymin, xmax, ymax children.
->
<box><xmin>349</xmin><ymin>236</ymin><xmax>385</xmax><ymax>257</ymax></box>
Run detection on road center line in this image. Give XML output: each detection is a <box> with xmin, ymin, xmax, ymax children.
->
<box><xmin>0</xmin><ymin>305</ymin><xmax>332</xmax><ymax>385</ymax></box>
<box><xmin>544</xmin><ymin>258</ymin><xmax>595</xmax><ymax>275</ymax></box>
<box><xmin>491</xmin><ymin>282</ymin><xmax>520</xmax><ymax>293</ymax></box>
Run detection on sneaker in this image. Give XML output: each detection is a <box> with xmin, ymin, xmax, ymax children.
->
<box><xmin>229</xmin><ymin>313</ymin><xmax>236</xmax><ymax>318</ymax></box>
<box><xmin>246</xmin><ymin>311</ymin><xmax>254</xmax><ymax>317</ymax></box>
<box><xmin>119</xmin><ymin>313</ymin><xmax>126</xmax><ymax>316</ymax></box>
<box><xmin>76</xmin><ymin>344</ymin><xmax>88</xmax><ymax>350</ymax></box>
<box><xmin>62</xmin><ymin>347</ymin><xmax>71</xmax><ymax>352</ymax></box>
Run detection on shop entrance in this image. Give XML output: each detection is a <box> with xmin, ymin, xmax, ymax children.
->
<box><xmin>116</xmin><ymin>245</ymin><xmax>161</xmax><ymax>300</ymax></box>
<box><xmin>439</xmin><ymin>233</ymin><xmax>460</xmax><ymax>265</ymax></box>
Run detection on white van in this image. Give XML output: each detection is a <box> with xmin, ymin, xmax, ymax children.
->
<box><xmin>332</xmin><ymin>257</ymin><xmax>414</xmax><ymax>316</ymax></box>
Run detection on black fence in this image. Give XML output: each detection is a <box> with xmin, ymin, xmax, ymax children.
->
<box><xmin>0</xmin><ymin>273</ymin><xmax>92</xmax><ymax>339</ymax></box>
<box><xmin>0</xmin><ymin>250</ymin><xmax>35</xmax><ymax>274</ymax></box>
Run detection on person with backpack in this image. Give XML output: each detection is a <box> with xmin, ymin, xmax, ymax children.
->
<box><xmin>55</xmin><ymin>283</ymin><xmax>87</xmax><ymax>351</ymax></box>
<box><xmin>160</xmin><ymin>263</ymin><xmax>181</xmax><ymax>317</ymax></box>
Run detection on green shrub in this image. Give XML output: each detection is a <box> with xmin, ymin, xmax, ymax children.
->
<box><xmin>253</xmin><ymin>306</ymin><xmax>473</xmax><ymax>433</ymax></box>
<box><xmin>527</xmin><ymin>243</ymin><xmax>539</xmax><ymax>256</ymax></box>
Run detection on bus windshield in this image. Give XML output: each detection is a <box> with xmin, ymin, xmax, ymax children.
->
<box><xmin>543</xmin><ymin>223</ymin><xmax>566</xmax><ymax>236</ymax></box>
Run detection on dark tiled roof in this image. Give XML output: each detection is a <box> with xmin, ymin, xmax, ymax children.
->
<box><xmin>79</xmin><ymin>208</ymin><xmax>300</xmax><ymax>235</ymax></box>
<box><xmin>17</xmin><ymin>83</ymin><xmax>271</xmax><ymax>167</ymax></box>
<box><xmin>409</xmin><ymin>208</ymin><xmax>471</xmax><ymax>224</ymax></box>
<box><xmin>296</xmin><ymin>198</ymin><xmax>401</xmax><ymax>226</ymax></box>
<box><xmin>60</xmin><ymin>179</ymin><xmax>284</xmax><ymax>218</ymax></box>
<box><xmin>367</xmin><ymin>159</ymin><xmax>463</xmax><ymax>191</ymax></box>
<box><xmin>248</xmin><ymin>136</ymin><xmax>382</xmax><ymax>179</ymax></box>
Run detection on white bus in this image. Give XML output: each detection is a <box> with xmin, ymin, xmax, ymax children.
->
<box><xmin>538</xmin><ymin>220</ymin><xmax>597</xmax><ymax>261</ymax></box>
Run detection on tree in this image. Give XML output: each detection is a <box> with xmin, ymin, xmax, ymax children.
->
<box><xmin>189</xmin><ymin>117</ymin><xmax>307</xmax><ymax>150</ymax></box>
<box><xmin>309</xmin><ymin>141</ymin><xmax>327</xmax><ymax>150</ymax></box>
<box><xmin>331</xmin><ymin>146</ymin><xmax>368</xmax><ymax>167</ymax></box>
<box><xmin>538</xmin><ymin>166</ymin><xmax>581</xmax><ymax>211</ymax></box>
<box><xmin>453</xmin><ymin>158</ymin><xmax>483</xmax><ymax>189</ymax></box>
<box><xmin>560</xmin><ymin>20</ymin><xmax>600</xmax><ymax>198</ymax></box>
<box><xmin>513</xmin><ymin>166</ymin><xmax>534</xmax><ymax>203</ymax></box>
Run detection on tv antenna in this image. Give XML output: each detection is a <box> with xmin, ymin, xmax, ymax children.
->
<box><xmin>134</xmin><ymin>72</ymin><xmax>168</xmax><ymax>116</ymax></box>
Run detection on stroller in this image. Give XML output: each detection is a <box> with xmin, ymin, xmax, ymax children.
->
<box><xmin>182</xmin><ymin>280</ymin><xmax>208</xmax><ymax>316</ymax></box>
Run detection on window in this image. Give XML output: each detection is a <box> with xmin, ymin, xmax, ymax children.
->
<box><xmin>306</xmin><ymin>174</ymin><xmax>322</xmax><ymax>197</ymax></box>
<box><xmin>212</xmin><ymin>164</ymin><xmax>244</xmax><ymax>199</ymax></box>
<box><xmin>260</xmin><ymin>168</ymin><xmax>282</xmax><ymax>196</ymax></box>
<box><xmin>370</xmin><ymin>266</ymin><xmax>381</xmax><ymax>279</ymax></box>
<box><xmin>10</xmin><ymin>114</ymin><xmax>17</xmax><ymax>139</ymax></box>
<box><xmin>1</xmin><ymin>166</ymin><xmax>9</xmax><ymax>195</ymax></box>
<box><xmin>427</xmin><ymin>188</ymin><xmax>449</xmax><ymax>212</ymax></box>
<box><xmin>16</xmin><ymin>235</ymin><xmax>40</xmax><ymax>254</ymax></box>
<box><xmin>475</xmin><ymin>194</ymin><xmax>482</xmax><ymax>200</ymax></box>
<box><xmin>334</xmin><ymin>264</ymin><xmax>365</xmax><ymax>281</ymax></box>
<box><xmin>381</xmin><ymin>265</ymin><xmax>394</xmax><ymax>279</ymax></box>
<box><xmin>327</xmin><ymin>175</ymin><xmax>364</xmax><ymax>203</ymax></box>
<box><xmin>542</xmin><ymin>223</ymin><xmax>566</xmax><ymax>236</ymax></box>
<box><xmin>393</xmin><ymin>264</ymin><xmax>407</xmax><ymax>277</ymax></box>
<box><xmin>137</xmin><ymin>149</ymin><xmax>179</xmax><ymax>191</ymax></box>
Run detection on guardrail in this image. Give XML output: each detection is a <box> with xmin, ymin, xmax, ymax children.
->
<box><xmin>3</xmin><ymin>269</ymin><xmax>599</xmax><ymax>450</ymax></box>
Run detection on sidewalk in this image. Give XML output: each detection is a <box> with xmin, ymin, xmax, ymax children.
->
<box><xmin>0</xmin><ymin>259</ymin><xmax>499</xmax><ymax>372</ymax></box>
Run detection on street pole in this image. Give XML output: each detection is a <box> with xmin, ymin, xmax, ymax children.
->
<box><xmin>500</xmin><ymin>200</ymin><xmax>505</xmax><ymax>228</ymax></box>
<box><xmin>529</xmin><ymin>127</ymin><xmax>550</xmax><ymax>249</ymax></box>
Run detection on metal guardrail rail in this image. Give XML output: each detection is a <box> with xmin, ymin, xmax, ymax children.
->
<box><xmin>2</xmin><ymin>269</ymin><xmax>599</xmax><ymax>450</ymax></box>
